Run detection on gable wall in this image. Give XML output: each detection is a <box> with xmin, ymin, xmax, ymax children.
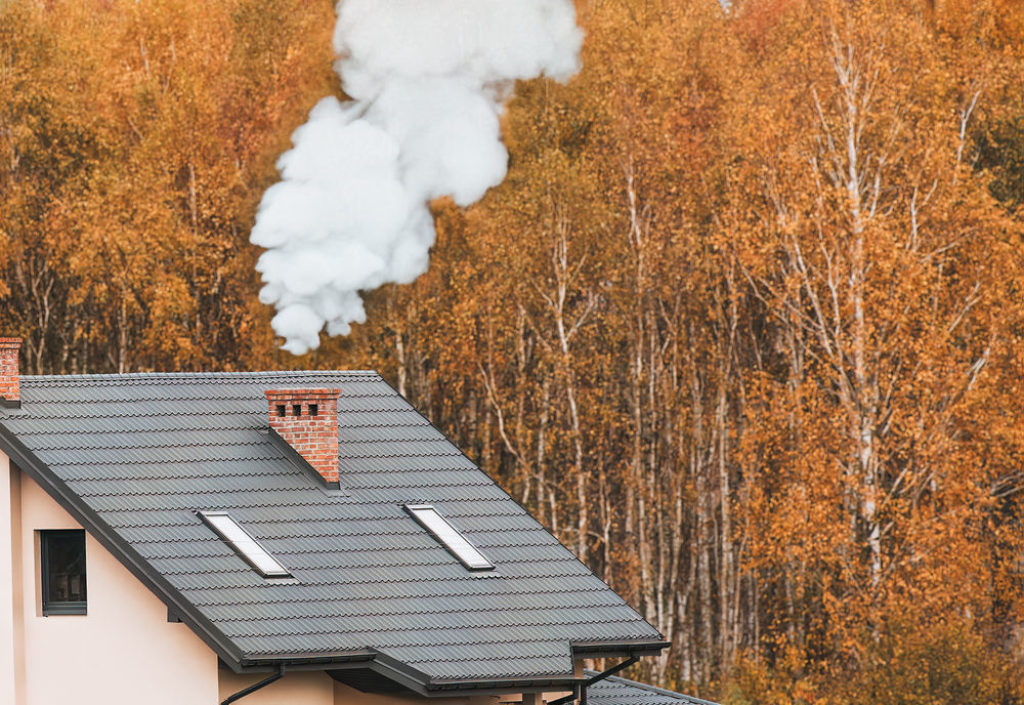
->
<box><xmin>1</xmin><ymin>451</ymin><xmax>219</xmax><ymax>705</ymax></box>
<box><xmin>1</xmin><ymin>450</ymin><xmax>23</xmax><ymax>704</ymax></box>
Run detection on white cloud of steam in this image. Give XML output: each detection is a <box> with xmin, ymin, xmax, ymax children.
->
<box><xmin>251</xmin><ymin>0</ymin><xmax>583</xmax><ymax>355</ymax></box>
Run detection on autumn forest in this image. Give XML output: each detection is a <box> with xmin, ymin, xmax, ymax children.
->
<box><xmin>3</xmin><ymin>0</ymin><xmax>1024</xmax><ymax>702</ymax></box>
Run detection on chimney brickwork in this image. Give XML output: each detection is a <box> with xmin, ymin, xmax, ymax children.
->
<box><xmin>0</xmin><ymin>338</ymin><xmax>21</xmax><ymax>406</ymax></box>
<box><xmin>265</xmin><ymin>388</ymin><xmax>341</xmax><ymax>484</ymax></box>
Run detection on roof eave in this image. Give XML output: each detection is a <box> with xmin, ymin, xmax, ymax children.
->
<box><xmin>572</xmin><ymin>639</ymin><xmax>670</xmax><ymax>658</ymax></box>
<box><xmin>238</xmin><ymin>640</ymin><xmax>668</xmax><ymax>697</ymax></box>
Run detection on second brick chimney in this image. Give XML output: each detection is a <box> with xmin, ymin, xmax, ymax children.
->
<box><xmin>265</xmin><ymin>388</ymin><xmax>342</xmax><ymax>485</ymax></box>
<box><xmin>0</xmin><ymin>338</ymin><xmax>21</xmax><ymax>408</ymax></box>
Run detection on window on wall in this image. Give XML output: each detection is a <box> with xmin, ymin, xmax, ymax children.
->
<box><xmin>40</xmin><ymin>530</ymin><xmax>87</xmax><ymax>615</ymax></box>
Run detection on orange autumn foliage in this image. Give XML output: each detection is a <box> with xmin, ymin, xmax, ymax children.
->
<box><xmin>4</xmin><ymin>0</ymin><xmax>1024</xmax><ymax>703</ymax></box>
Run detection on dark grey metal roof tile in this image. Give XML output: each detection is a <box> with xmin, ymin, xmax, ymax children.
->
<box><xmin>186</xmin><ymin>578</ymin><xmax>615</xmax><ymax>605</ymax></box>
<box><xmin>86</xmin><ymin>489</ymin><xmax>327</xmax><ymax>512</ymax></box>
<box><xmin>2</xmin><ymin>371</ymin><xmax>661</xmax><ymax>684</ymax></box>
<box><xmin>8</xmin><ymin>414</ymin><xmax>263</xmax><ymax>435</ymax></box>
<box><xmin>70</xmin><ymin>474</ymin><xmax>312</xmax><ymax>497</ymax></box>
<box><xmin>27</xmin><ymin>428</ymin><xmax>263</xmax><ymax>451</ymax></box>
<box><xmin>339</xmin><ymin>455</ymin><xmax>478</xmax><ymax>472</ymax></box>
<box><xmin>337</xmin><ymin>440</ymin><xmax>461</xmax><ymax>458</ymax></box>
<box><xmin>335</xmin><ymin>395</ymin><xmax>415</xmax><ymax>413</ymax></box>
<box><xmin>341</xmin><ymin>469</ymin><xmax>490</xmax><ymax>489</ymax></box>
<box><xmin>335</xmin><ymin>488</ymin><xmax>514</xmax><ymax>504</ymax></box>
<box><xmin>341</xmin><ymin>424</ymin><xmax>445</xmax><ymax>442</ymax></box>
<box><xmin>60</xmin><ymin>460</ymin><xmax>296</xmax><ymax>482</ymax></box>
<box><xmin>336</xmin><ymin>410</ymin><xmax>430</xmax><ymax>428</ymax></box>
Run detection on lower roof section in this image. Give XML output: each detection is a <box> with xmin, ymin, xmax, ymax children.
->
<box><xmin>587</xmin><ymin>674</ymin><xmax>720</xmax><ymax>705</ymax></box>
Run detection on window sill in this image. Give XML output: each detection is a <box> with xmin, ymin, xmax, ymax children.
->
<box><xmin>43</xmin><ymin>602</ymin><xmax>87</xmax><ymax>616</ymax></box>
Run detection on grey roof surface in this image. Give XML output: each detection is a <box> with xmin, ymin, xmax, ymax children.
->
<box><xmin>587</xmin><ymin>674</ymin><xmax>719</xmax><ymax>705</ymax></box>
<box><xmin>0</xmin><ymin>371</ymin><xmax>662</xmax><ymax>686</ymax></box>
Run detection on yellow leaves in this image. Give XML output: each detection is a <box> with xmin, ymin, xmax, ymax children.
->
<box><xmin>3</xmin><ymin>0</ymin><xmax>1024</xmax><ymax>699</ymax></box>
<box><xmin>0</xmin><ymin>0</ymin><xmax>335</xmax><ymax>371</ymax></box>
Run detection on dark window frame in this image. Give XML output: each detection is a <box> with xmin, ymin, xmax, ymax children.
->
<box><xmin>40</xmin><ymin>529</ymin><xmax>88</xmax><ymax>616</ymax></box>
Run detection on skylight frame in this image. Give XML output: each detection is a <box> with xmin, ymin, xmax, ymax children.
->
<box><xmin>198</xmin><ymin>511</ymin><xmax>292</xmax><ymax>578</ymax></box>
<box><xmin>404</xmin><ymin>503</ymin><xmax>494</xmax><ymax>571</ymax></box>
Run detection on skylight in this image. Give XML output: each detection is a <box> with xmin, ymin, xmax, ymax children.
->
<box><xmin>198</xmin><ymin>511</ymin><xmax>291</xmax><ymax>578</ymax></box>
<box><xmin>404</xmin><ymin>504</ymin><xmax>494</xmax><ymax>571</ymax></box>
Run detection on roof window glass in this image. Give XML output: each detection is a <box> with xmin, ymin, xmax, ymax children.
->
<box><xmin>404</xmin><ymin>504</ymin><xmax>494</xmax><ymax>571</ymax></box>
<box><xmin>199</xmin><ymin>511</ymin><xmax>291</xmax><ymax>578</ymax></box>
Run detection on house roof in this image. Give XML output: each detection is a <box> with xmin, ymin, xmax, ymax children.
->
<box><xmin>0</xmin><ymin>370</ymin><xmax>664</xmax><ymax>693</ymax></box>
<box><xmin>587</xmin><ymin>674</ymin><xmax>719</xmax><ymax>705</ymax></box>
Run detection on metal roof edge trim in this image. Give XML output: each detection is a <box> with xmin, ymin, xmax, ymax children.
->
<box><xmin>228</xmin><ymin>645</ymin><xmax>671</xmax><ymax>697</ymax></box>
<box><xmin>241</xmin><ymin>649</ymin><xmax>440</xmax><ymax>695</ymax></box>
<box><xmin>0</xmin><ymin>422</ymin><xmax>245</xmax><ymax>669</ymax></box>
<box><xmin>243</xmin><ymin>648</ymin><xmax>590</xmax><ymax>697</ymax></box>
<box><xmin>572</xmin><ymin>640</ymin><xmax>670</xmax><ymax>656</ymax></box>
<box><xmin>420</xmin><ymin>678</ymin><xmax>582</xmax><ymax>698</ymax></box>
<box><xmin>238</xmin><ymin>651</ymin><xmax>378</xmax><ymax>671</ymax></box>
<box><xmin>423</xmin><ymin>675</ymin><xmax>580</xmax><ymax>690</ymax></box>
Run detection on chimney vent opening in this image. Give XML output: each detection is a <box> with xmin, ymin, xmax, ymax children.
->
<box><xmin>292</xmin><ymin>404</ymin><xmax>302</xmax><ymax>417</ymax></box>
<box><xmin>276</xmin><ymin>404</ymin><xmax>286</xmax><ymax>418</ymax></box>
<box><xmin>309</xmin><ymin>404</ymin><xmax>318</xmax><ymax>417</ymax></box>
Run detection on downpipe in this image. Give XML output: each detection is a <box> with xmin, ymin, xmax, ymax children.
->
<box><xmin>221</xmin><ymin>665</ymin><xmax>286</xmax><ymax>705</ymax></box>
<box><xmin>548</xmin><ymin>656</ymin><xmax>640</xmax><ymax>705</ymax></box>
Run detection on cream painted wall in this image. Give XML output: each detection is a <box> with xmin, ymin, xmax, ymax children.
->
<box><xmin>1</xmin><ymin>450</ymin><xmax>22</xmax><ymax>705</ymax></box>
<box><xmin>12</xmin><ymin>466</ymin><xmax>219</xmax><ymax>705</ymax></box>
<box><xmin>333</xmin><ymin>678</ymin><xmax>499</xmax><ymax>705</ymax></box>
<box><xmin>217</xmin><ymin>666</ymin><xmax>505</xmax><ymax>705</ymax></box>
<box><xmin>220</xmin><ymin>667</ymin><xmax>337</xmax><ymax>704</ymax></box>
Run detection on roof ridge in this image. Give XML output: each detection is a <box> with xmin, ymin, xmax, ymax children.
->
<box><xmin>22</xmin><ymin>370</ymin><xmax>380</xmax><ymax>382</ymax></box>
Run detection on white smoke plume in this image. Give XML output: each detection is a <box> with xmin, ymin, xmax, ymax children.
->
<box><xmin>251</xmin><ymin>0</ymin><xmax>583</xmax><ymax>355</ymax></box>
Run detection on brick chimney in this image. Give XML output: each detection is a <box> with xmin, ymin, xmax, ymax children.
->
<box><xmin>265</xmin><ymin>388</ymin><xmax>341</xmax><ymax>485</ymax></box>
<box><xmin>0</xmin><ymin>338</ymin><xmax>21</xmax><ymax>408</ymax></box>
